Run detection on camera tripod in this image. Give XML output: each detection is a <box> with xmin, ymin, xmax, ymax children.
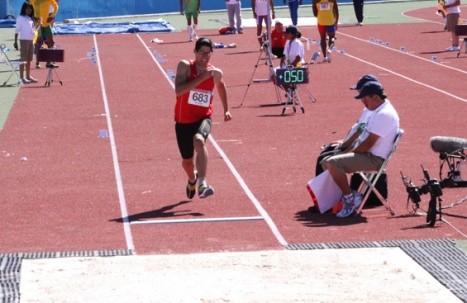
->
<box><xmin>402</xmin><ymin>167</ymin><xmax>454</xmax><ymax>227</ymax></box>
<box><xmin>238</xmin><ymin>41</ymin><xmax>283</xmax><ymax>107</ymax></box>
<box><xmin>281</xmin><ymin>84</ymin><xmax>304</xmax><ymax>115</ymax></box>
<box><xmin>45</xmin><ymin>64</ymin><xmax>63</xmax><ymax>87</ymax></box>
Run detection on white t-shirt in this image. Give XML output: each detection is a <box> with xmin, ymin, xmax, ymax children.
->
<box><xmin>15</xmin><ymin>15</ymin><xmax>35</xmax><ymax>41</ymax></box>
<box><xmin>284</xmin><ymin>38</ymin><xmax>305</xmax><ymax>66</ymax></box>
<box><xmin>345</xmin><ymin>108</ymin><xmax>371</xmax><ymax>141</ymax></box>
<box><xmin>255</xmin><ymin>0</ymin><xmax>270</xmax><ymax>16</ymax></box>
<box><xmin>357</xmin><ymin>100</ymin><xmax>400</xmax><ymax>159</ymax></box>
<box><xmin>444</xmin><ymin>0</ymin><xmax>461</xmax><ymax>14</ymax></box>
<box><xmin>226</xmin><ymin>0</ymin><xmax>240</xmax><ymax>4</ymax></box>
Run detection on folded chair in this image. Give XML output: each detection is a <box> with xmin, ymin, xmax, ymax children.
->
<box><xmin>0</xmin><ymin>44</ymin><xmax>22</xmax><ymax>86</ymax></box>
<box><xmin>356</xmin><ymin>129</ymin><xmax>405</xmax><ymax>215</ymax></box>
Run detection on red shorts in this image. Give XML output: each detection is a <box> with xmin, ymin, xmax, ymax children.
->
<box><xmin>318</xmin><ymin>24</ymin><xmax>336</xmax><ymax>35</ymax></box>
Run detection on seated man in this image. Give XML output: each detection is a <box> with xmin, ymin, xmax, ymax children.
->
<box><xmin>320</xmin><ymin>81</ymin><xmax>400</xmax><ymax>218</ymax></box>
<box><xmin>315</xmin><ymin>74</ymin><xmax>379</xmax><ymax>176</ymax></box>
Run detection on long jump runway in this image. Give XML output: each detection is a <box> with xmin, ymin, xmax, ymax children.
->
<box><xmin>0</xmin><ymin>5</ymin><xmax>466</xmax><ymax>301</ymax></box>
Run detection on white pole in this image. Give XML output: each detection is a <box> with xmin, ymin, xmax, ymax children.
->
<box><xmin>266</xmin><ymin>0</ymin><xmax>272</xmax><ymax>53</ymax></box>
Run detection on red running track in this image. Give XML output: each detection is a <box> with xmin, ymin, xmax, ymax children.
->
<box><xmin>0</xmin><ymin>7</ymin><xmax>466</xmax><ymax>255</ymax></box>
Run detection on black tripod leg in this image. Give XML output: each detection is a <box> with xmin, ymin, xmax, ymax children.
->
<box><xmin>54</xmin><ymin>68</ymin><xmax>63</xmax><ymax>85</ymax></box>
<box><xmin>426</xmin><ymin>195</ymin><xmax>437</xmax><ymax>227</ymax></box>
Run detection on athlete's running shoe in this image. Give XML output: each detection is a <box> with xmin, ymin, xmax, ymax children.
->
<box><xmin>198</xmin><ymin>184</ymin><xmax>214</xmax><ymax>198</ymax></box>
<box><xmin>186</xmin><ymin>173</ymin><xmax>198</xmax><ymax>199</ymax></box>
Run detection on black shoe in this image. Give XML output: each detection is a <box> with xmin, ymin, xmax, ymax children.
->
<box><xmin>186</xmin><ymin>173</ymin><xmax>198</xmax><ymax>199</ymax></box>
<box><xmin>46</xmin><ymin>63</ymin><xmax>59</xmax><ymax>68</ymax></box>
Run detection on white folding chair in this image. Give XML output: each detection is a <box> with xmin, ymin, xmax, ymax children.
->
<box><xmin>356</xmin><ymin>129</ymin><xmax>405</xmax><ymax>215</ymax></box>
<box><xmin>0</xmin><ymin>44</ymin><xmax>22</xmax><ymax>86</ymax></box>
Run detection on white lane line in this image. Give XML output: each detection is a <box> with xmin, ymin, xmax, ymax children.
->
<box><xmin>130</xmin><ymin>216</ymin><xmax>264</xmax><ymax>225</ymax></box>
<box><xmin>93</xmin><ymin>35</ymin><xmax>135</xmax><ymax>251</ymax></box>
<box><xmin>337</xmin><ymin>33</ymin><xmax>467</xmax><ymax>103</ymax></box>
<box><xmin>136</xmin><ymin>33</ymin><xmax>288</xmax><ymax>246</ymax></box>
<box><xmin>338</xmin><ymin>32</ymin><xmax>467</xmax><ymax>75</ymax></box>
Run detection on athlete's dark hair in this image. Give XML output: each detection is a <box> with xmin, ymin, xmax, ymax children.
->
<box><xmin>195</xmin><ymin>37</ymin><xmax>213</xmax><ymax>52</ymax></box>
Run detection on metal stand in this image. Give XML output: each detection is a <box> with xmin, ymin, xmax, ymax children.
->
<box><xmin>455</xmin><ymin>24</ymin><xmax>467</xmax><ymax>58</ymax></box>
<box><xmin>438</xmin><ymin>150</ymin><xmax>467</xmax><ymax>187</ymax></box>
<box><xmin>238</xmin><ymin>42</ymin><xmax>283</xmax><ymax>107</ymax></box>
<box><xmin>457</xmin><ymin>37</ymin><xmax>467</xmax><ymax>58</ymax></box>
<box><xmin>45</xmin><ymin>65</ymin><xmax>62</xmax><ymax>86</ymax></box>
<box><xmin>281</xmin><ymin>84</ymin><xmax>304</xmax><ymax>115</ymax></box>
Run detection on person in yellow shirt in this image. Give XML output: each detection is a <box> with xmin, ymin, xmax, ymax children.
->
<box><xmin>312</xmin><ymin>0</ymin><xmax>338</xmax><ymax>63</ymax></box>
<box><xmin>30</xmin><ymin>0</ymin><xmax>59</xmax><ymax>68</ymax></box>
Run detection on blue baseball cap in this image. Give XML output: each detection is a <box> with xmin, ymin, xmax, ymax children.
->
<box><xmin>354</xmin><ymin>81</ymin><xmax>387</xmax><ymax>99</ymax></box>
<box><xmin>350</xmin><ymin>74</ymin><xmax>379</xmax><ymax>90</ymax></box>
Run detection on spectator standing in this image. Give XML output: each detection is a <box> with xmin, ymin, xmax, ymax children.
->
<box><xmin>443</xmin><ymin>0</ymin><xmax>461</xmax><ymax>51</ymax></box>
<box><xmin>180</xmin><ymin>0</ymin><xmax>201</xmax><ymax>41</ymax></box>
<box><xmin>252</xmin><ymin>0</ymin><xmax>275</xmax><ymax>47</ymax></box>
<box><xmin>30</xmin><ymin>0</ymin><xmax>59</xmax><ymax>68</ymax></box>
<box><xmin>14</xmin><ymin>2</ymin><xmax>37</xmax><ymax>84</ymax></box>
<box><xmin>225</xmin><ymin>0</ymin><xmax>243</xmax><ymax>34</ymax></box>
<box><xmin>312</xmin><ymin>0</ymin><xmax>339</xmax><ymax>63</ymax></box>
<box><xmin>284</xmin><ymin>0</ymin><xmax>302</xmax><ymax>26</ymax></box>
<box><xmin>352</xmin><ymin>0</ymin><xmax>364</xmax><ymax>25</ymax></box>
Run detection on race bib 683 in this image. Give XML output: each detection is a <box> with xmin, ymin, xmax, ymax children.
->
<box><xmin>188</xmin><ymin>89</ymin><xmax>212</xmax><ymax>108</ymax></box>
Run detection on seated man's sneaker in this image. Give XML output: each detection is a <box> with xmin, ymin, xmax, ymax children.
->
<box><xmin>336</xmin><ymin>191</ymin><xmax>363</xmax><ymax>218</ymax></box>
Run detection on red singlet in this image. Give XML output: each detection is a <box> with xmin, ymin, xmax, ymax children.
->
<box><xmin>174</xmin><ymin>60</ymin><xmax>215</xmax><ymax>124</ymax></box>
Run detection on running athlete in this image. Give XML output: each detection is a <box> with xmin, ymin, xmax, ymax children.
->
<box><xmin>174</xmin><ymin>37</ymin><xmax>232</xmax><ymax>199</ymax></box>
<box><xmin>312</xmin><ymin>0</ymin><xmax>338</xmax><ymax>63</ymax></box>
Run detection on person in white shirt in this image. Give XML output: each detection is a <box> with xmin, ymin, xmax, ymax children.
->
<box><xmin>14</xmin><ymin>2</ymin><xmax>38</xmax><ymax>84</ymax></box>
<box><xmin>281</xmin><ymin>25</ymin><xmax>305</xmax><ymax>67</ymax></box>
<box><xmin>252</xmin><ymin>0</ymin><xmax>275</xmax><ymax>47</ymax></box>
<box><xmin>443</xmin><ymin>0</ymin><xmax>461</xmax><ymax>51</ymax></box>
<box><xmin>225</xmin><ymin>0</ymin><xmax>243</xmax><ymax>34</ymax></box>
<box><xmin>320</xmin><ymin>81</ymin><xmax>400</xmax><ymax>218</ymax></box>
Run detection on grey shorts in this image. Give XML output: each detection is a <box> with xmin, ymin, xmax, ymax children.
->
<box><xmin>19</xmin><ymin>40</ymin><xmax>34</xmax><ymax>62</ymax></box>
<box><xmin>320</xmin><ymin>152</ymin><xmax>384</xmax><ymax>174</ymax></box>
<box><xmin>446</xmin><ymin>13</ymin><xmax>459</xmax><ymax>33</ymax></box>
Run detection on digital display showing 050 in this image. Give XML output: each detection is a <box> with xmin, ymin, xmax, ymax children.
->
<box><xmin>275</xmin><ymin>68</ymin><xmax>309</xmax><ymax>85</ymax></box>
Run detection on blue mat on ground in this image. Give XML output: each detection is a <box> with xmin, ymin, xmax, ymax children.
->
<box><xmin>0</xmin><ymin>20</ymin><xmax>16</xmax><ymax>28</ymax></box>
<box><xmin>53</xmin><ymin>19</ymin><xmax>175</xmax><ymax>35</ymax></box>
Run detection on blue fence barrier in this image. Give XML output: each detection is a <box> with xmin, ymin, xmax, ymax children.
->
<box><xmin>2</xmin><ymin>0</ymin><xmax>355</xmax><ymax>22</ymax></box>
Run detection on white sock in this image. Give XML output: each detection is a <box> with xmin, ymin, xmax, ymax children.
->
<box><xmin>192</xmin><ymin>24</ymin><xmax>198</xmax><ymax>38</ymax></box>
<box><xmin>198</xmin><ymin>178</ymin><xmax>206</xmax><ymax>186</ymax></box>
<box><xmin>187</xmin><ymin>25</ymin><xmax>193</xmax><ymax>39</ymax></box>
